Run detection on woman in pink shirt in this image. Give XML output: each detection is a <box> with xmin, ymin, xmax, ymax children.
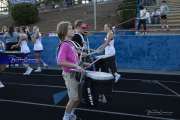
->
<box><xmin>56</xmin><ymin>21</ymin><xmax>84</xmax><ymax>120</ymax></box>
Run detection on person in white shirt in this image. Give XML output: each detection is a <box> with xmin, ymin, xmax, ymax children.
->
<box><xmin>137</xmin><ymin>5</ymin><xmax>147</xmax><ymax>34</ymax></box>
<box><xmin>160</xmin><ymin>0</ymin><xmax>169</xmax><ymax>30</ymax></box>
<box><xmin>151</xmin><ymin>8</ymin><xmax>161</xmax><ymax>24</ymax></box>
<box><xmin>96</xmin><ymin>24</ymin><xmax>121</xmax><ymax>83</ymax></box>
<box><xmin>146</xmin><ymin>10</ymin><xmax>151</xmax><ymax>24</ymax></box>
<box><xmin>32</xmin><ymin>26</ymin><xmax>48</xmax><ymax>72</ymax></box>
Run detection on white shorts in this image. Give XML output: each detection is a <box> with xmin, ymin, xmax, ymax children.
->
<box><xmin>62</xmin><ymin>72</ymin><xmax>80</xmax><ymax>100</ymax></box>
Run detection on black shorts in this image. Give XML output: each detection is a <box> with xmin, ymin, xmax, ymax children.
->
<box><xmin>34</xmin><ymin>50</ymin><xmax>43</xmax><ymax>53</ymax></box>
<box><xmin>6</xmin><ymin>42</ymin><xmax>20</xmax><ymax>51</ymax></box>
<box><xmin>161</xmin><ymin>15</ymin><xmax>167</xmax><ymax>19</ymax></box>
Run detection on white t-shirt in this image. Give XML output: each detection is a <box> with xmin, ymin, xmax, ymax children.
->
<box><xmin>160</xmin><ymin>4</ymin><xmax>169</xmax><ymax>15</ymax></box>
<box><xmin>140</xmin><ymin>9</ymin><xmax>147</xmax><ymax>20</ymax></box>
<box><xmin>104</xmin><ymin>34</ymin><xmax>115</xmax><ymax>56</ymax></box>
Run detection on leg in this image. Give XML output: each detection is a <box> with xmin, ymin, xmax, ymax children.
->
<box><xmin>107</xmin><ymin>56</ymin><xmax>121</xmax><ymax>83</ymax></box>
<box><xmin>63</xmin><ymin>72</ymin><xmax>80</xmax><ymax>120</ymax></box>
<box><xmin>137</xmin><ymin>20</ymin><xmax>142</xmax><ymax>32</ymax></box>
<box><xmin>38</xmin><ymin>51</ymin><xmax>48</xmax><ymax>67</ymax></box>
<box><xmin>0</xmin><ymin>65</ymin><xmax>6</xmax><ymax>72</ymax></box>
<box><xmin>23</xmin><ymin>64</ymin><xmax>33</xmax><ymax>75</ymax></box>
<box><xmin>161</xmin><ymin>16</ymin><xmax>165</xmax><ymax>30</ymax></box>
<box><xmin>34</xmin><ymin>51</ymin><xmax>42</xmax><ymax>72</ymax></box>
<box><xmin>160</xmin><ymin>17</ymin><xmax>163</xmax><ymax>29</ymax></box>
<box><xmin>164</xmin><ymin>16</ymin><xmax>169</xmax><ymax>30</ymax></box>
<box><xmin>23</xmin><ymin>54</ymin><xmax>33</xmax><ymax>75</ymax></box>
<box><xmin>142</xmin><ymin>19</ymin><xmax>147</xmax><ymax>34</ymax></box>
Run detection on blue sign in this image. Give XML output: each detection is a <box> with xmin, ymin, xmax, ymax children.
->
<box><xmin>0</xmin><ymin>53</ymin><xmax>36</xmax><ymax>64</ymax></box>
<box><xmin>9</xmin><ymin>0</ymin><xmax>36</xmax><ymax>5</ymax></box>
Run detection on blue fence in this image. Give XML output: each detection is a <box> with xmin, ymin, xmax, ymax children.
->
<box><xmin>1</xmin><ymin>33</ymin><xmax>180</xmax><ymax>71</ymax></box>
<box><xmin>41</xmin><ymin>34</ymin><xmax>180</xmax><ymax>71</ymax></box>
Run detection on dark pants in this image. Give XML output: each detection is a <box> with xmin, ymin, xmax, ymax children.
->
<box><xmin>151</xmin><ymin>16</ymin><xmax>160</xmax><ymax>24</ymax></box>
<box><xmin>95</xmin><ymin>55</ymin><xmax>117</xmax><ymax>75</ymax></box>
<box><xmin>138</xmin><ymin>19</ymin><xmax>147</xmax><ymax>31</ymax></box>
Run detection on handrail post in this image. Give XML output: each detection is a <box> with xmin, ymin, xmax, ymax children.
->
<box><xmin>136</xmin><ymin>0</ymin><xmax>140</xmax><ymax>32</ymax></box>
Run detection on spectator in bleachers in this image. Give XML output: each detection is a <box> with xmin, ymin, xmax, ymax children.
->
<box><xmin>137</xmin><ymin>5</ymin><xmax>147</xmax><ymax>34</ymax></box>
<box><xmin>146</xmin><ymin>10</ymin><xmax>151</xmax><ymax>24</ymax></box>
<box><xmin>141</xmin><ymin>0</ymin><xmax>156</xmax><ymax>6</ymax></box>
<box><xmin>64</xmin><ymin>0</ymin><xmax>73</xmax><ymax>7</ymax></box>
<box><xmin>1</xmin><ymin>25</ymin><xmax>8</xmax><ymax>33</ymax></box>
<box><xmin>151</xmin><ymin>8</ymin><xmax>161</xmax><ymax>24</ymax></box>
<box><xmin>160</xmin><ymin>0</ymin><xmax>169</xmax><ymax>30</ymax></box>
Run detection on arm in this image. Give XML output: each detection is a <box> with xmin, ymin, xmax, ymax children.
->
<box><xmin>96</xmin><ymin>31</ymin><xmax>114</xmax><ymax>52</ymax></box>
<box><xmin>59</xmin><ymin>60</ymin><xmax>81</xmax><ymax>69</ymax></box>
<box><xmin>31</xmin><ymin>32</ymin><xmax>40</xmax><ymax>43</ymax></box>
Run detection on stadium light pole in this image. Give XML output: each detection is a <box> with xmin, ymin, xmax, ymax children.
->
<box><xmin>93</xmin><ymin>0</ymin><xmax>97</xmax><ymax>30</ymax></box>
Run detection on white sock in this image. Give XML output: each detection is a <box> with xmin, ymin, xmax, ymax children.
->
<box><xmin>64</xmin><ymin>112</ymin><xmax>71</xmax><ymax>116</ymax></box>
<box><xmin>71</xmin><ymin>109</ymin><xmax>75</xmax><ymax>115</ymax></box>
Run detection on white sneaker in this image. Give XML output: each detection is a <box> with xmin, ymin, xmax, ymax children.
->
<box><xmin>23</xmin><ymin>67</ymin><xmax>33</xmax><ymax>75</ymax></box>
<box><xmin>70</xmin><ymin>114</ymin><xmax>77</xmax><ymax>120</ymax></box>
<box><xmin>115</xmin><ymin>73</ymin><xmax>121</xmax><ymax>83</ymax></box>
<box><xmin>135</xmin><ymin>31</ymin><xmax>139</xmax><ymax>35</ymax></box>
<box><xmin>34</xmin><ymin>67</ymin><xmax>42</xmax><ymax>72</ymax></box>
<box><xmin>0</xmin><ymin>81</ymin><xmax>4</xmax><ymax>88</ymax></box>
<box><xmin>63</xmin><ymin>115</ymin><xmax>71</xmax><ymax>120</ymax></box>
<box><xmin>43</xmin><ymin>63</ymin><xmax>48</xmax><ymax>68</ymax></box>
<box><xmin>98</xmin><ymin>94</ymin><xmax>107</xmax><ymax>104</ymax></box>
<box><xmin>101</xmin><ymin>94</ymin><xmax>107</xmax><ymax>104</ymax></box>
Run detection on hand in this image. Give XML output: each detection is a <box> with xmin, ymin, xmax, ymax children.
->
<box><xmin>82</xmin><ymin>52</ymin><xmax>88</xmax><ymax>57</ymax></box>
<box><xmin>96</xmin><ymin>48</ymin><xmax>103</xmax><ymax>53</ymax></box>
<box><xmin>76</xmin><ymin>65</ymin><xmax>85</xmax><ymax>73</ymax></box>
<box><xmin>11</xmin><ymin>44</ymin><xmax>18</xmax><ymax>49</ymax></box>
<box><xmin>83</xmin><ymin>62</ymin><xmax>91</xmax><ymax>68</ymax></box>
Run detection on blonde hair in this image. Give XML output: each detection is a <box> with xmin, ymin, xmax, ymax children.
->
<box><xmin>32</xmin><ymin>26</ymin><xmax>40</xmax><ymax>42</ymax></box>
<box><xmin>57</xmin><ymin>21</ymin><xmax>71</xmax><ymax>41</ymax></box>
<box><xmin>74</xmin><ymin>19</ymin><xmax>83</xmax><ymax>29</ymax></box>
<box><xmin>104</xmin><ymin>24</ymin><xmax>112</xmax><ymax>30</ymax></box>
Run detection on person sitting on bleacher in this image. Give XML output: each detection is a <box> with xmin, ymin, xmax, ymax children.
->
<box><xmin>151</xmin><ymin>8</ymin><xmax>161</xmax><ymax>24</ymax></box>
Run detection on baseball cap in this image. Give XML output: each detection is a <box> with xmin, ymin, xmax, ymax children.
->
<box><xmin>80</xmin><ymin>23</ymin><xmax>89</xmax><ymax>29</ymax></box>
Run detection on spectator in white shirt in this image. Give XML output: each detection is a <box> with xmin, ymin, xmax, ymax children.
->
<box><xmin>146</xmin><ymin>10</ymin><xmax>151</xmax><ymax>24</ymax></box>
<box><xmin>160</xmin><ymin>0</ymin><xmax>169</xmax><ymax>30</ymax></box>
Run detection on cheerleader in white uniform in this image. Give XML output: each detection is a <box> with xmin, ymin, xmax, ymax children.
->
<box><xmin>32</xmin><ymin>26</ymin><xmax>47</xmax><ymax>72</ymax></box>
<box><xmin>97</xmin><ymin>24</ymin><xmax>121</xmax><ymax>83</ymax></box>
<box><xmin>12</xmin><ymin>26</ymin><xmax>33</xmax><ymax>75</ymax></box>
